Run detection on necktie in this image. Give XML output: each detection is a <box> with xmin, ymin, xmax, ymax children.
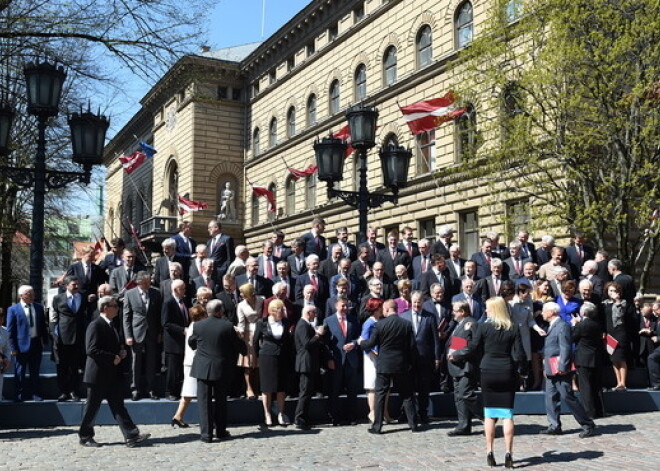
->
<box><xmin>310</xmin><ymin>274</ymin><xmax>318</xmax><ymax>289</ymax></box>
<box><xmin>406</xmin><ymin>244</ymin><xmax>412</xmax><ymax>257</ymax></box>
<box><xmin>179</xmin><ymin>300</ymin><xmax>189</xmax><ymax>324</ymax></box>
<box><xmin>25</xmin><ymin>304</ymin><xmax>34</xmax><ymax>327</ymax></box>
<box><xmin>206</xmin><ymin>277</ymin><xmax>212</xmax><ymax>288</ymax></box>
<box><xmin>209</xmin><ymin>237</ymin><xmax>216</xmax><ymax>253</ymax></box>
<box><xmin>515</xmin><ymin>259</ymin><xmax>521</xmax><ymax>274</ymax></box>
<box><xmin>422</xmin><ymin>258</ymin><xmax>428</xmax><ymax>272</ymax></box>
<box><xmin>275</xmin><ymin>246</ymin><xmax>281</xmax><ymax>258</ymax></box>
<box><xmin>391</xmin><ymin>249</ymin><xmax>396</xmax><ymax>260</ymax></box>
<box><xmin>70</xmin><ymin>296</ymin><xmax>78</xmax><ymax>313</ymax></box>
<box><xmin>266</xmin><ymin>258</ymin><xmax>273</xmax><ymax>279</ymax></box>
<box><xmin>141</xmin><ymin>291</ymin><xmax>148</xmax><ymax>305</ymax></box>
<box><xmin>339</xmin><ymin>316</ymin><xmax>347</xmax><ymax>337</ymax></box>
<box><xmin>577</xmin><ymin>245</ymin><xmax>583</xmax><ymax>261</ymax></box>
<box><xmin>342</xmin><ymin>243</ymin><xmax>348</xmax><ymax>257</ymax></box>
<box><xmin>485</xmin><ymin>254</ymin><xmax>491</xmax><ymax>266</ymax></box>
<box><xmin>413</xmin><ymin>313</ymin><xmax>419</xmax><ymax>335</ymax></box>
<box><xmin>127</xmin><ymin>267</ymin><xmax>132</xmax><ymax>280</ymax></box>
<box><xmin>522</xmin><ymin>245</ymin><xmax>528</xmax><ymax>258</ymax></box>
<box><xmin>493</xmin><ymin>277</ymin><xmax>500</xmax><ymax>293</ymax></box>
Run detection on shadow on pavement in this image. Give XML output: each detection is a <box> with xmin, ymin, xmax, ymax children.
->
<box><xmin>515</xmin><ymin>450</ymin><xmax>605</xmax><ymax>468</ymax></box>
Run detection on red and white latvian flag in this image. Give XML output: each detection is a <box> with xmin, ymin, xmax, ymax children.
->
<box><xmin>287</xmin><ymin>165</ymin><xmax>318</xmax><ymax>181</ymax></box>
<box><xmin>400</xmin><ymin>92</ymin><xmax>467</xmax><ymax>135</ymax></box>
<box><xmin>251</xmin><ymin>185</ymin><xmax>276</xmax><ymax>212</ymax></box>
<box><xmin>332</xmin><ymin>125</ymin><xmax>355</xmax><ymax>157</ymax></box>
<box><xmin>177</xmin><ymin>194</ymin><xmax>209</xmax><ymax>215</ymax></box>
<box><xmin>605</xmin><ymin>334</ymin><xmax>619</xmax><ymax>355</ymax></box>
<box><xmin>118</xmin><ymin>151</ymin><xmax>147</xmax><ymax>174</ymax></box>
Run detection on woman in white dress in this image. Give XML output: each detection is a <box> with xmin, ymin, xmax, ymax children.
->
<box><xmin>237</xmin><ymin>283</ymin><xmax>264</xmax><ymax>399</ymax></box>
<box><xmin>171</xmin><ymin>305</ymin><xmax>207</xmax><ymax>427</ymax></box>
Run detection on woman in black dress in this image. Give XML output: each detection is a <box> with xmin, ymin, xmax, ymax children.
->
<box><xmin>603</xmin><ymin>282</ymin><xmax>635</xmax><ymax>391</ymax></box>
<box><xmin>253</xmin><ymin>299</ymin><xmax>292</xmax><ymax>427</ymax></box>
<box><xmin>466</xmin><ymin>296</ymin><xmax>526</xmax><ymax>468</ymax></box>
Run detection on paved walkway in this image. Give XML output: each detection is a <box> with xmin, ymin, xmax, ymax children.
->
<box><xmin>2</xmin><ymin>412</ymin><xmax>659</xmax><ymax>470</ymax></box>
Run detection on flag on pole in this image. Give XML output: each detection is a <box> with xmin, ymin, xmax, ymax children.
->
<box><xmin>332</xmin><ymin>125</ymin><xmax>355</xmax><ymax>157</ymax></box>
<box><xmin>177</xmin><ymin>194</ymin><xmax>209</xmax><ymax>214</ymax></box>
<box><xmin>287</xmin><ymin>165</ymin><xmax>318</xmax><ymax>181</ymax></box>
<box><xmin>139</xmin><ymin>141</ymin><xmax>157</xmax><ymax>158</ymax></box>
<box><xmin>252</xmin><ymin>185</ymin><xmax>276</xmax><ymax>212</ymax></box>
<box><xmin>400</xmin><ymin>92</ymin><xmax>467</xmax><ymax>135</ymax></box>
<box><xmin>118</xmin><ymin>151</ymin><xmax>146</xmax><ymax>174</ymax></box>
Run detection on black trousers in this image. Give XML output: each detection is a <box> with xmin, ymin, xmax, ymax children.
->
<box><xmin>373</xmin><ymin>371</ymin><xmax>416</xmax><ymax>433</ymax></box>
<box><xmin>648</xmin><ymin>349</ymin><xmax>660</xmax><ymax>387</ymax></box>
<box><xmin>197</xmin><ymin>378</ymin><xmax>228</xmax><ymax>441</ymax></box>
<box><xmin>165</xmin><ymin>353</ymin><xmax>184</xmax><ymax>396</ymax></box>
<box><xmin>79</xmin><ymin>383</ymin><xmax>138</xmax><ymax>441</ymax></box>
<box><xmin>453</xmin><ymin>374</ymin><xmax>484</xmax><ymax>430</ymax></box>
<box><xmin>328</xmin><ymin>363</ymin><xmax>359</xmax><ymax>422</ymax></box>
<box><xmin>131</xmin><ymin>338</ymin><xmax>158</xmax><ymax>394</ymax></box>
<box><xmin>413</xmin><ymin>363</ymin><xmax>434</xmax><ymax>419</ymax></box>
<box><xmin>56</xmin><ymin>343</ymin><xmax>82</xmax><ymax>395</ymax></box>
<box><xmin>295</xmin><ymin>372</ymin><xmax>314</xmax><ymax>425</ymax></box>
<box><xmin>576</xmin><ymin>366</ymin><xmax>605</xmax><ymax>419</ymax></box>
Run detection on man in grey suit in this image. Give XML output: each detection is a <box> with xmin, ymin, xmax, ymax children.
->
<box><xmin>109</xmin><ymin>248</ymin><xmax>143</xmax><ymax>299</ymax></box>
<box><xmin>540</xmin><ymin>302</ymin><xmax>595</xmax><ymax>438</ymax></box>
<box><xmin>123</xmin><ymin>272</ymin><xmax>163</xmax><ymax>400</ymax></box>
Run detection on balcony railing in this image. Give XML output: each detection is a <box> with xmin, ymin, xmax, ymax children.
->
<box><xmin>139</xmin><ymin>216</ymin><xmax>178</xmax><ymax>240</ymax></box>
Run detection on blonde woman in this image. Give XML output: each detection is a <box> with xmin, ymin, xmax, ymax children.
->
<box><xmin>237</xmin><ymin>283</ymin><xmax>264</xmax><ymax>399</ymax></box>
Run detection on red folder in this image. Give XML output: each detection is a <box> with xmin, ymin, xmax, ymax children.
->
<box><xmin>548</xmin><ymin>356</ymin><xmax>576</xmax><ymax>375</ymax></box>
<box><xmin>448</xmin><ymin>336</ymin><xmax>468</xmax><ymax>355</ymax></box>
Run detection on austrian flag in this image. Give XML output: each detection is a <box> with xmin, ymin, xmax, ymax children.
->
<box><xmin>251</xmin><ymin>185</ymin><xmax>276</xmax><ymax>212</ymax></box>
<box><xmin>177</xmin><ymin>195</ymin><xmax>209</xmax><ymax>214</ymax></box>
<box><xmin>400</xmin><ymin>92</ymin><xmax>467</xmax><ymax>135</ymax></box>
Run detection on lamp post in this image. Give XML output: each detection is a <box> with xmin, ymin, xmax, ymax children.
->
<box><xmin>0</xmin><ymin>59</ymin><xmax>109</xmax><ymax>302</ymax></box>
<box><xmin>314</xmin><ymin>104</ymin><xmax>412</xmax><ymax>245</ymax></box>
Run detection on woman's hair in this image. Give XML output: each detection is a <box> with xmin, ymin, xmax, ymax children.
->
<box><xmin>268</xmin><ymin>298</ymin><xmax>285</xmax><ymax>314</ymax></box>
<box><xmin>189</xmin><ymin>305</ymin><xmax>207</xmax><ymax>323</ymax></box>
<box><xmin>532</xmin><ymin>279</ymin><xmax>550</xmax><ymax>302</ymax></box>
<box><xmin>605</xmin><ymin>281</ymin><xmax>622</xmax><ymax>297</ymax></box>
<box><xmin>500</xmin><ymin>280</ymin><xmax>516</xmax><ymax>299</ymax></box>
<box><xmin>486</xmin><ymin>297</ymin><xmax>512</xmax><ymax>330</ymax></box>
<box><xmin>239</xmin><ymin>282</ymin><xmax>255</xmax><ymax>299</ymax></box>
<box><xmin>365</xmin><ymin>297</ymin><xmax>384</xmax><ymax>314</ymax></box>
<box><xmin>561</xmin><ymin>279</ymin><xmax>577</xmax><ymax>295</ymax></box>
<box><xmin>397</xmin><ymin>279</ymin><xmax>412</xmax><ymax>292</ymax></box>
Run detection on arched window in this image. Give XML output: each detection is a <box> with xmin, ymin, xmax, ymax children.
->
<box><xmin>455</xmin><ymin>1</ymin><xmax>474</xmax><ymax>49</ymax></box>
<box><xmin>329</xmin><ymin>80</ymin><xmax>340</xmax><ymax>114</ymax></box>
<box><xmin>307</xmin><ymin>94</ymin><xmax>317</xmax><ymax>126</ymax></box>
<box><xmin>166</xmin><ymin>160</ymin><xmax>178</xmax><ymax>216</ymax></box>
<box><xmin>251</xmin><ymin>193</ymin><xmax>260</xmax><ymax>226</ymax></box>
<box><xmin>500</xmin><ymin>81</ymin><xmax>524</xmax><ymax>144</ymax></box>
<box><xmin>354</xmin><ymin>64</ymin><xmax>367</xmax><ymax>101</ymax></box>
<box><xmin>267</xmin><ymin>183</ymin><xmax>277</xmax><ymax>221</ymax></box>
<box><xmin>416</xmin><ymin>25</ymin><xmax>433</xmax><ymax>68</ymax></box>
<box><xmin>269</xmin><ymin>117</ymin><xmax>277</xmax><ymax>147</ymax></box>
<box><xmin>253</xmin><ymin>127</ymin><xmax>260</xmax><ymax>155</ymax></box>
<box><xmin>305</xmin><ymin>174</ymin><xmax>316</xmax><ymax>209</ymax></box>
<box><xmin>285</xmin><ymin>176</ymin><xmax>296</xmax><ymax>215</ymax></box>
<box><xmin>286</xmin><ymin>107</ymin><xmax>296</xmax><ymax>138</ymax></box>
<box><xmin>383</xmin><ymin>46</ymin><xmax>397</xmax><ymax>86</ymax></box>
<box><xmin>456</xmin><ymin>103</ymin><xmax>477</xmax><ymax>162</ymax></box>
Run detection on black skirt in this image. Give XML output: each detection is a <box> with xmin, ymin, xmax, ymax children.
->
<box><xmin>480</xmin><ymin>368</ymin><xmax>517</xmax><ymax>410</ymax></box>
<box><xmin>258</xmin><ymin>354</ymin><xmax>288</xmax><ymax>393</ymax></box>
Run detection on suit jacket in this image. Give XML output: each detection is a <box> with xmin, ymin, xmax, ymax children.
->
<box><xmin>272</xmin><ymin>244</ymin><xmax>292</xmax><ymax>262</ymax></box>
<box><xmin>360</xmin><ymin>314</ymin><xmax>417</xmax><ymax>374</ymax></box>
<box><xmin>323</xmin><ymin>313</ymin><xmax>361</xmax><ymax>368</ymax></box>
<box><xmin>358</xmin><ymin>241</ymin><xmax>385</xmax><ymax>264</ymax></box>
<box><xmin>503</xmin><ymin>256</ymin><xmax>530</xmax><ymax>280</ymax></box>
<box><xmin>400</xmin><ymin>309</ymin><xmax>441</xmax><ymax>364</ymax></box>
<box><xmin>422</xmin><ymin>299</ymin><xmax>452</xmax><ymax>327</ymax></box>
<box><xmin>173</xmin><ymin>233</ymin><xmax>196</xmax><ymax>259</ymax></box>
<box><xmin>109</xmin><ymin>264</ymin><xmax>143</xmax><ymax>296</ymax></box>
<box><xmin>161</xmin><ymin>297</ymin><xmax>191</xmax><ymax>354</ymax></box>
<box><xmin>328</xmin><ymin>242</ymin><xmax>358</xmax><ymax>261</ymax></box>
<box><xmin>99</xmin><ymin>252</ymin><xmax>124</xmax><ymax>274</ymax></box>
<box><xmin>566</xmin><ymin>244</ymin><xmax>595</xmax><ymax>280</ymax></box>
<box><xmin>65</xmin><ymin>261</ymin><xmax>107</xmax><ymax>297</ymax></box>
<box><xmin>256</xmin><ymin>255</ymin><xmax>278</xmax><ymax>279</ymax></box>
<box><xmin>451</xmin><ymin>292</ymin><xmax>485</xmax><ymax>322</ymax></box>
<box><xmin>431</xmin><ymin>240</ymin><xmax>451</xmax><ymax>258</ymax></box>
<box><xmin>318</xmin><ymin>257</ymin><xmax>341</xmax><ymax>280</ymax></box>
<box><xmin>287</xmin><ymin>253</ymin><xmax>308</xmax><ymax>277</ymax></box>
<box><xmin>189</xmin><ymin>257</ymin><xmax>204</xmax><ymax>280</ymax></box>
<box><xmin>470</xmin><ymin>252</ymin><xmax>500</xmax><ymax>279</ymax></box>
<box><xmin>192</xmin><ymin>275</ymin><xmax>219</xmax><ymax>296</ymax></box>
<box><xmin>398</xmin><ymin>241</ymin><xmax>420</xmax><ymax>259</ymax></box>
<box><xmin>300</xmin><ymin>231</ymin><xmax>327</xmax><ymax>260</ymax></box>
<box><xmin>447</xmin><ymin>316</ymin><xmax>479</xmax><ymax>377</ymax></box>
<box><xmin>572</xmin><ymin>317</ymin><xmax>604</xmax><ymax>368</ymax></box>
<box><xmin>419</xmin><ymin>269</ymin><xmax>455</xmax><ymax>299</ymax></box>
<box><xmin>411</xmin><ymin>254</ymin><xmax>433</xmax><ymax>281</ymax></box>
<box><xmin>160</xmin><ymin>278</ymin><xmax>193</xmax><ymax>305</ymax></box>
<box><xmin>582</xmin><ymin>274</ymin><xmax>605</xmax><ymax>297</ymax></box>
<box><xmin>153</xmin><ymin>255</ymin><xmax>187</xmax><ymax>287</ymax></box>
<box><xmin>189</xmin><ymin>316</ymin><xmax>246</xmax><ymax>381</ymax></box>
<box><xmin>349</xmin><ymin>258</ymin><xmax>371</xmax><ymax>289</ymax></box>
<box><xmin>475</xmin><ymin>275</ymin><xmax>508</xmax><ymax>300</ymax></box>
<box><xmin>518</xmin><ymin>241</ymin><xmax>538</xmax><ymax>265</ymax></box>
<box><xmin>215</xmin><ymin>289</ymin><xmax>239</xmax><ymax>325</ymax></box>
<box><xmin>543</xmin><ymin>318</ymin><xmax>574</xmax><ymax>376</ymax></box>
<box><xmin>51</xmin><ymin>292</ymin><xmax>87</xmax><ymax>346</ymax></box>
<box><xmin>83</xmin><ymin>316</ymin><xmax>124</xmax><ymax>386</ymax></box>
<box><xmin>253</xmin><ymin>317</ymin><xmax>293</xmax><ymax>358</ymax></box>
<box><xmin>123</xmin><ymin>286</ymin><xmax>162</xmax><ymax>343</ymax></box>
<box><xmin>536</xmin><ymin>247</ymin><xmax>553</xmax><ymax>266</ymax></box>
<box><xmin>596</xmin><ymin>260</ymin><xmax>612</xmax><ymax>283</ymax></box>
<box><xmin>329</xmin><ymin>274</ymin><xmax>360</xmax><ymax>302</ymax></box>
<box><xmin>294</xmin><ymin>272</ymin><xmax>329</xmax><ymax>308</ymax></box>
<box><xmin>6</xmin><ymin>302</ymin><xmax>48</xmax><ymax>353</ymax></box>
<box><xmin>262</xmin><ymin>296</ymin><xmax>298</xmax><ymax>329</ymax></box>
<box><xmin>295</xmin><ymin>318</ymin><xmax>326</xmax><ymax>373</ymax></box>
<box><xmin>445</xmin><ymin>257</ymin><xmax>466</xmax><ymax>282</ymax></box>
<box><xmin>326</xmin><ymin>296</ymin><xmax>357</xmax><ymax>320</ymax></box>
<box><xmin>361</xmin><ymin>275</ymin><xmax>393</xmax><ymax>300</ymax></box>
<box><xmin>272</xmin><ymin>275</ymin><xmax>297</xmax><ymax>302</ymax></box>
<box><xmin>207</xmin><ymin>233</ymin><xmax>235</xmax><ymax>278</ymax></box>
<box><xmin>235</xmin><ymin>274</ymin><xmax>273</xmax><ymax>298</ymax></box>
<box><xmin>376</xmin><ymin>247</ymin><xmax>411</xmax><ymax>280</ymax></box>
<box><xmin>613</xmin><ymin>272</ymin><xmax>636</xmax><ymax>303</ymax></box>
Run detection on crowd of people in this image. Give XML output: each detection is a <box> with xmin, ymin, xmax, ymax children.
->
<box><xmin>2</xmin><ymin>217</ymin><xmax>660</xmax><ymax>458</ymax></box>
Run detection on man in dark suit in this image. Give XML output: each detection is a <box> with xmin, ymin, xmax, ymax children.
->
<box><xmin>123</xmin><ymin>272</ymin><xmax>163</xmax><ymax>400</ymax></box>
<box><xmin>503</xmin><ymin>241</ymin><xmax>531</xmax><ymax>281</ymax></box>
<box><xmin>153</xmin><ymin>238</ymin><xmax>188</xmax><ymax>287</ymax></box>
<box><xmin>98</xmin><ymin>237</ymin><xmax>125</xmax><ymax>275</ymax></box>
<box><xmin>272</xmin><ymin>260</ymin><xmax>296</xmax><ymax>302</ymax></box>
<box><xmin>295</xmin><ymin>254</ymin><xmax>329</xmax><ymax>313</ymax></box>
<box><xmin>300</xmin><ymin>217</ymin><xmax>327</xmax><ymax>260</ymax></box>
<box><xmin>412</xmin><ymin>238</ymin><xmax>433</xmax><ymax>282</ymax></box>
<box><xmin>160</xmin><ymin>261</ymin><xmax>190</xmax><ymax>304</ymax></box>
<box><xmin>516</xmin><ymin>230</ymin><xmax>537</xmax><ymax>265</ymax></box>
<box><xmin>608</xmin><ymin>258</ymin><xmax>636</xmax><ymax>304</ymax></box>
<box><xmin>189</xmin><ymin>243</ymin><xmax>208</xmax><ymax>280</ymax></box>
<box><xmin>359</xmin><ymin>299</ymin><xmax>419</xmax><ymax>434</ymax></box>
<box><xmin>431</xmin><ymin>224</ymin><xmax>455</xmax><ymax>258</ymax></box>
<box><xmin>294</xmin><ymin>305</ymin><xmax>328</xmax><ymax>429</ymax></box>
<box><xmin>287</xmin><ymin>238</ymin><xmax>308</xmax><ymax>277</ymax></box>
<box><xmin>256</xmin><ymin>240</ymin><xmax>278</xmax><ymax>280</ymax></box>
<box><xmin>319</xmin><ymin>244</ymin><xmax>343</xmax><ymax>280</ymax></box>
<box><xmin>419</xmin><ymin>254</ymin><xmax>455</xmax><ymax>299</ymax></box>
<box><xmin>328</xmin><ymin>226</ymin><xmax>358</xmax><ymax>262</ymax></box>
<box><xmin>323</xmin><ymin>298</ymin><xmax>361</xmax><ymax>425</ymax></box>
<box><xmin>189</xmin><ymin>299</ymin><xmax>246</xmax><ymax>443</ymax></box>
<box><xmin>595</xmin><ymin>250</ymin><xmax>612</xmax><ymax>282</ymax></box>
<box><xmin>161</xmin><ymin>279</ymin><xmax>191</xmax><ymax>400</ymax></box>
<box><xmin>565</xmin><ymin>232</ymin><xmax>595</xmax><ymax>280</ymax></box>
<box><xmin>327</xmin><ymin>279</ymin><xmax>358</xmax><ymax>319</ymax></box>
<box><xmin>536</xmin><ymin>235</ymin><xmax>556</xmax><ymax>266</ymax></box>
<box><xmin>108</xmin><ymin>248</ymin><xmax>144</xmax><ymax>299</ymax></box>
<box><xmin>399</xmin><ymin>226</ymin><xmax>420</xmax><ymax>259</ymax></box>
<box><xmin>51</xmin><ymin>276</ymin><xmax>87</xmax><ymax>401</ymax></box>
<box><xmin>215</xmin><ymin>274</ymin><xmax>240</xmax><ymax>326</ymax></box>
<box><xmin>78</xmin><ymin>297</ymin><xmax>150</xmax><ymax>448</ymax></box>
<box><xmin>364</xmin><ymin>261</ymin><xmax>394</xmax><ymax>300</ymax></box>
<box><xmin>445</xmin><ymin>245</ymin><xmax>466</xmax><ymax>283</ymax></box>
<box><xmin>271</xmin><ymin>229</ymin><xmax>292</xmax><ymax>261</ymax></box>
<box><xmin>192</xmin><ymin>259</ymin><xmax>219</xmax><ymax>296</ymax></box>
<box><xmin>349</xmin><ymin>245</ymin><xmax>372</xmax><ymax>292</ymax></box>
<box><xmin>540</xmin><ymin>302</ymin><xmax>595</xmax><ymax>437</ymax></box>
<box><xmin>452</xmin><ymin>278</ymin><xmax>485</xmax><ymax>322</ymax></box>
<box><xmin>6</xmin><ymin>285</ymin><xmax>49</xmax><ymax>401</ymax></box>
<box><xmin>65</xmin><ymin>245</ymin><xmax>107</xmax><ymax>302</ymax></box>
<box><xmin>329</xmin><ymin>259</ymin><xmax>359</xmax><ymax>301</ymax></box>
<box><xmin>580</xmin><ymin>260</ymin><xmax>605</xmax><ymax>297</ymax></box>
<box><xmin>235</xmin><ymin>257</ymin><xmax>273</xmax><ymax>298</ymax></box>
<box><xmin>173</xmin><ymin>220</ymin><xmax>196</xmax><ymax>259</ymax></box>
<box><xmin>470</xmin><ymin>238</ymin><xmax>499</xmax><ymax>279</ymax></box>
<box><xmin>358</xmin><ymin>227</ymin><xmax>385</xmax><ymax>264</ymax></box>
<box><xmin>475</xmin><ymin>258</ymin><xmax>508</xmax><ymax>300</ymax></box>
<box><xmin>400</xmin><ymin>292</ymin><xmax>441</xmax><ymax>423</ymax></box>
<box><xmin>376</xmin><ymin>231</ymin><xmax>411</xmax><ymax>281</ymax></box>
<box><xmin>446</xmin><ymin>300</ymin><xmax>483</xmax><ymax>435</ymax></box>
<box><xmin>638</xmin><ymin>304</ymin><xmax>657</xmax><ymax>367</ymax></box>
<box><xmin>571</xmin><ymin>302</ymin><xmax>606</xmax><ymax>419</ymax></box>
<box><xmin>207</xmin><ymin>219</ymin><xmax>235</xmax><ymax>280</ymax></box>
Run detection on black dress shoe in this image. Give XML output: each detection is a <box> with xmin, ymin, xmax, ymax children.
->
<box><xmin>200</xmin><ymin>437</ymin><xmax>213</xmax><ymax>443</ymax></box>
<box><xmin>367</xmin><ymin>427</ymin><xmax>382</xmax><ymax>435</ymax></box>
<box><xmin>217</xmin><ymin>430</ymin><xmax>231</xmax><ymax>439</ymax></box>
<box><xmin>540</xmin><ymin>428</ymin><xmax>563</xmax><ymax>435</ymax></box>
<box><xmin>57</xmin><ymin>393</ymin><xmax>69</xmax><ymax>402</ymax></box>
<box><xmin>70</xmin><ymin>393</ymin><xmax>80</xmax><ymax>402</ymax></box>
<box><xmin>487</xmin><ymin>452</ymin><xmax>496</xmax><ymax>467</ymax></box>
<box><xmin>411</xmin><ymin>424</ymin><xmax>423</xmax><ymax>433</ymax></box>
<box><xmin>126</xmin><ymin>433</ymin><xmax>151</xmax><ymax>448</ymax></box>
<box><xmin>295</xmin><ymin>422</ymin><xmax>311</xmax><ymax>430</ymax></box>
<box><xmin>80</xmin><ymin>438</ymin><xmax>102</xmax><ymax>448</ymax></box>
<box><xmin>579</xmin><ymin>428</ymin><xmax>595</xmax><ymax>438</ymax></box>
<box><xmin>505</xmin><ymin>452</ymin><xmax>514</xmax><ymax>468</ymax></box>
<box><xmin>447</xmin><ymin>428</ymin><xmax>471</xmax><ymax>436</ymax></box>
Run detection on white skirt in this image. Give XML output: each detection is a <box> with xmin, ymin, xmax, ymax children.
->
<box><xmin>180</xmin><ymin>365</ymin><xmax>197</xmax><ymax>398</ymax></box>
<box><xmin>363</xmin><ymin>352</ymin><xmax>377</xmax><ymax>390</ymax></box>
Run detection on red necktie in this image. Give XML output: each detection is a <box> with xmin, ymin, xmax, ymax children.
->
<box><xmin>422</xmin><ymin>258</ymin><xmax>428</xmax><ymax>272</ymax></box>
<box><xmin>515</xmin><ymin>259</ymin><xmax>521</xmax><ymax>274</ymax></box>
<box><xmin>266</xmin><ymin>258</ymin><xmax>272</xmax><ymax>279</ymax></box>
<box><xmin>340</xmin><ymin>316</ymin><xmax>347</xmax><ymax>337</ymax></box>
<box><xmin>310</xmin><ymin>274</ymin><xmax>318</xmax><ymax>289</ymax></box>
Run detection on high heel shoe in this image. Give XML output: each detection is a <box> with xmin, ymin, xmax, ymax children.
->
<box><xmin>487</xmin><ymin>452</ymin><xmax>496</xmax><ymax>467</ymax></box>
<box><xmin>171</xmin><ymin>418</ymin><xmax>189</xmax><ymax>428</ymax></box>
<box><xmin>505</xmin><ymin>452</ymin><xmax>514</xmax><ymax>468</ymax></box>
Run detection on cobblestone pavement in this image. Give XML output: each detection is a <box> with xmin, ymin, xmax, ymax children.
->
<box><xmin>1</xmin><ymin>412</ymin><xmax>659</xmax><ymax>470</ymax></box>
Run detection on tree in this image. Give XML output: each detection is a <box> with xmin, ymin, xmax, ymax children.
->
<box><xmin>453</xmin><ymin>0</ymin><xmax>660</xmax><ymax>293</ymax></box>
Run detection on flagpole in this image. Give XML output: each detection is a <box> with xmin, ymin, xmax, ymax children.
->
<box><xmin>116</xmin><ymin>152</ymin><xmax>152</xmax><ymax>214</ymax></box>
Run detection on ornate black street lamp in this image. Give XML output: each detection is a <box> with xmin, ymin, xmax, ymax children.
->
<box><xmin>0</xmin><ymin>59</ymin><xmax>109</xmax><ymax>302</ymax></box>
<box><xmin>314</xmin><ymin>104</ymin><xmax>412</xmax><ymax>245</ymax></box>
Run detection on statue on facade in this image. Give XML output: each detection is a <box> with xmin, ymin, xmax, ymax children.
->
<box><xmin>218</xmin><ymin>181</ymin><xmax>236</xmax><ymax>222</ymax></box>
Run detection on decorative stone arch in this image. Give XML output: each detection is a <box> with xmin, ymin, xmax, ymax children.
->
<box><xmin>377</xmin><ymin>122</ymin><xmax>405</xmax><ymax>146</ymax></box>
<box><xmin>378</xmin><ymin>33</ymin><xmax>402</xmax><ymax>62</ymax></box>
<box><xmin>324</xmin><ymin>68</ymin><xmax>344</xmax><ymax>99</ymax></box>
<box><xmin>407</xmin><ymin>10</ymin><xmax>439</xmax><ymax>48</ymax></box>
<box><xmin>162</xmin><ymin>156</ymin><xmax>179</xmax><ymax>217</ymax></box>
<box><xmin>443</xmin><ymin>0</ymin><xmax>481</xmax><ymax>26</ymax></box>
<box><xmin>209</xmin><ymin>161</ymin><xmax>244</xmax><ymax>223</ymax></box>
<box><xmin>349</xmin><ymin>51</ymin><xmax>372</xmax><ymax>75</ymax></box>
<box><xmin>303</xmin><ymin>83</ymin><xmax>320</xmax><ymax>101</ymax></box>
<box><xmin>282</xmin><ymin>96</ymin><xmax>298</xmax><ymax>117</ymax></box>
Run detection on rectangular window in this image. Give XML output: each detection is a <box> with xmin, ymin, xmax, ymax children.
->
<box><xmin>353</xmin><ymin>5</ymin><xmax>364</xmax><ymax>23</ymax></box>
<box><xmin>252</xmin><ymin>82</ymin><xmax>260</xmax><ymax>98</ymax></box>
<box><xmin>232</xmin><ymin>88</ymin><xmax>242</xmax><ymax>101</ymax></box>
<box><xmin>506</xmin><ymin>199</ymin><xmax>530</xmax><ymax>242</ymax></box>
<box><xmin>217</xmin><ymin>86</ymin><xmax>228</xmax><ymax>100</ymax></box>
<box><xmin>268</xmin><ymin>69</ymin><xmax>276</xmax><ymax>85</ymax></box>
<box><xmin>306</xmin><ymin>41</ymin><xmax>316</xmax><ymax>56</ymax></box>
<box><xmin>287</xmin><ymin>56</ymin><xmax>295</xmax><ymax>72</ymax></box>
<box><xmin>419</xmin><ymin>218</ymin><xmax>436</xmax><ymax>245</ymax></box>
<box><xmin>416</xmin><ymin>130</ymin><xmax>436</xmax><ymax>174</ymax></box>
<box><xmin>459</xmin><ymin>211</ymin><xmax>479</xmax><ymax>259</ymax></box>
<box><xmin>328</xmin><ymin>24</ymin><xmax>338</xmax><ymax>41</ymax></box>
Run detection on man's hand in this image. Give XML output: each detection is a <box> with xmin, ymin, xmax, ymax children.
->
<box><xmin>327</xmin><ymin>360</ymin><xmax>336</xmax><ymax>370</ymax></box>
<box><xmin>113</xmin><ymin>355</ymin><xmax>121</xmax><ymax>365</ymax></box>
<box><xmin>126</xmin><ymin>338</ymin><xmax>134</xmax><ymax>346</ymax></box>
<box><xmin>343</xmin><ymin>343</ymin><xmax>355</xmax><ymax>352</ymax></box>
<box><xmin>87</xmin><ymin>294</ymin><xmax>97</xmax><ymax>303</ymax></box>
